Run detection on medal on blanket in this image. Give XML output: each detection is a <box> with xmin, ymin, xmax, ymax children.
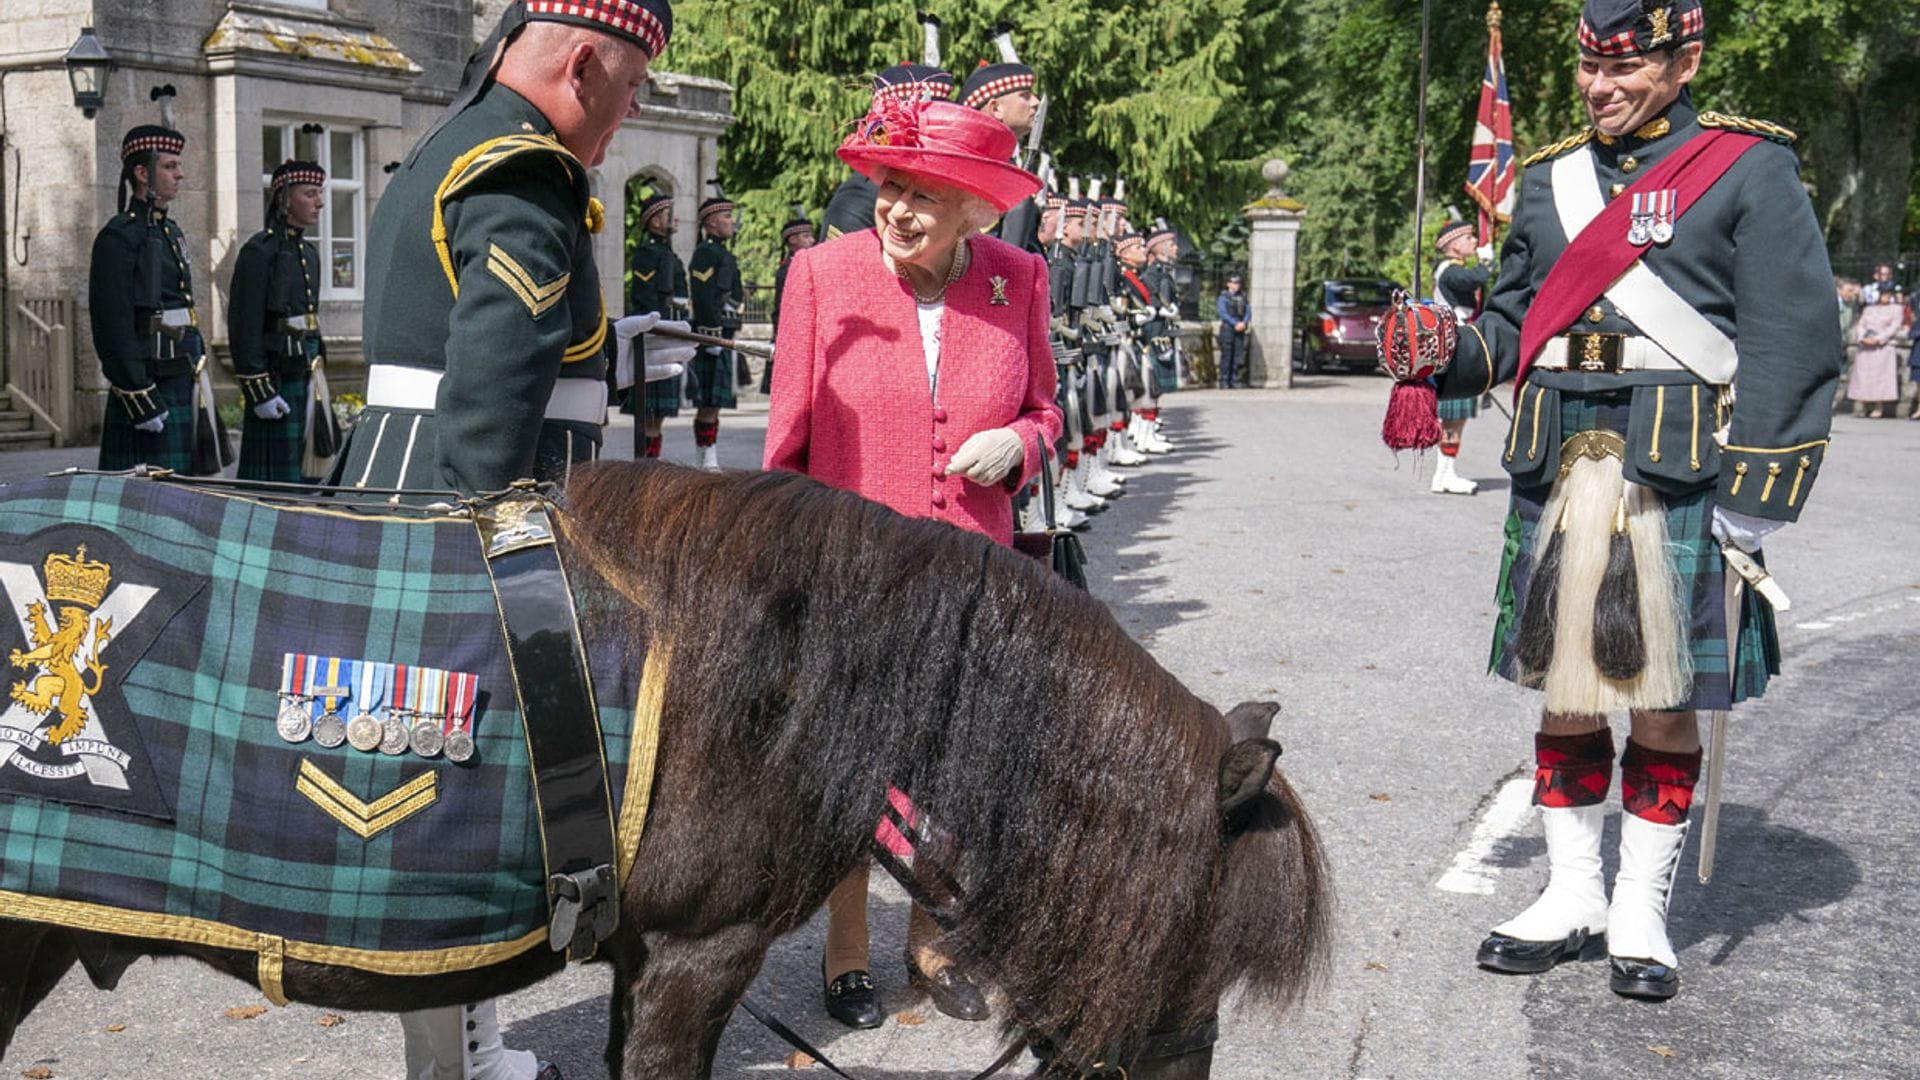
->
<box><xmin>362</xmin><ymin>661</ymin><xmax>406</xmax><ymax>756</ymax></box>
<box><xmin>443</xmin><ymin>671</ymin><xmax>478</xmax><ymax>764</ymax></box>
<box><xmin>1628</xmin><ymin>191</ymin><xmax>1654</xmax><ymax>246</ymax></box>
<box><xmin>337</xmin><ymin>660</ymin><xmax>381</xmax><ymax>752</ymax></box>
<box><xmin>312</xmin><ymin>656</ymin><xmax>350</xmax><ymax>748</ymax></box>
<box><xmin>414</xmin><ymin>666</ymin><xmax>449</xmax><ymax>759</ymax></box>
<box><xmin>395</xmin><ymin>663</ymin><xmax>435</xmax><ymax>758</ymax></box>
<box><xmin>1647</xmin><ymin>188</ymin><xmax>1676</xmax><ymax>244</ymax></box>
<box><xmin>276</xmin><ymin>652</ymin><xmax>313</xmax><ymax>743</ymax></box>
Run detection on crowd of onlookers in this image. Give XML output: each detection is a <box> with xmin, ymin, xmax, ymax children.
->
<box><xmin>1836</xmin><ymin>263</ymin><xmax>1918</xmax><ymax>420</ymax></box>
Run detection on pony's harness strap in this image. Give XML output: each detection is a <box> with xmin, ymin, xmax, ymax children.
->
<box><xmin>473</xmin><ymin>485</ymin><xmax>618</xmax><ymax>961</ymax></box>
<box><xmin>736</xmin><ymin>995</ymin><xmax>1027</xmax><ymax>1080</ymax></box>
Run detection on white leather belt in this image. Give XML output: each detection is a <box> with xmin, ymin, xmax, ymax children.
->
<box><xmin>365</xmin><ymin>364</ymin><xmax>608</xmax><ymax>424</ymax></box>
<box><xmin>1535</xmin><ymin>335</ymin><xmax>1689</xmax><ymax>374</ymax></box>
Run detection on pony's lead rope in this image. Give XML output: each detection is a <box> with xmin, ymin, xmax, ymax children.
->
<box><xmin>735</xmin><ymin>995</ymin><xmax>1027</xmax><ymax>1080</ymax></box>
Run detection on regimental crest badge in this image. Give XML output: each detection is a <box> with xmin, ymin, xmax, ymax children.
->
<box><xmin>1</xmin><ymin>527</ymin><xmax>201</xmax><ymax>818</ymax></box>
<box><xmin>1648</xmin><ymin>5</ymin><xmax>1673</xmax><ymax>45</ymax></box>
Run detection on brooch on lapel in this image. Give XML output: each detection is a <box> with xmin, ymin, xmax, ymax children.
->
<box><xmin>989</xmin><ymin>276</ymin><xmax>1009</xmax><ymax>306</ymax></box>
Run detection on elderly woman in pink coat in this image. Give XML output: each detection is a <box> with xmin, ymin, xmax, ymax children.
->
<box><xmin>763</xmin><ymin>99</ymin><xmax>1062</xmax><ymax>1029</ymax></box>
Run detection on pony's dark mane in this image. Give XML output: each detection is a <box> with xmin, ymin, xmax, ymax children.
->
<box><xmin>560</xmin><ymin>461</ymin><xmax>1328</xmax><ymax>1059</ymax></box>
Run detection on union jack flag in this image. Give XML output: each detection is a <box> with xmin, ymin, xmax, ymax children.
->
<box><xmin>1464</xmin><ymin>3</ymin><xmax>1515</xmax><ymax>245</ymax></box>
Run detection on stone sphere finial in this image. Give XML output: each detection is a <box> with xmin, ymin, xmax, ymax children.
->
<box><xmin>1262</xmin><ymin>158</ymin><xmax>1290</xmax><ymax>188</ymax></box>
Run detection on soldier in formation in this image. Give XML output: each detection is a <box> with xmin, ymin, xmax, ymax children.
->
<box><xmin>1391</xmin><ymin>0</ymin><xmax>1840</xmax><ymax>1003</ymax></box>
<box><xmin>630</xmin><ymin>191</ymin><xmax>691</xmax><ymax>460</ymax></box>
<box><xmin>229</xmin><ymin>159</ymin><xmax>330</xmax><ymax>483</ymax></box>
<box><xmin>89</xmin><ymin>125</ymin><xmax>213</xmax><ymax>474</ymax></box>
<box><xmin>762</xmin><ymin>202</ymin><xmax>816</xmax><ymax>393</ymax></box>
<box><xmin>685</xmin><ymin>184</ymin><xmax>743</xmax><ymax>469</ymax></box>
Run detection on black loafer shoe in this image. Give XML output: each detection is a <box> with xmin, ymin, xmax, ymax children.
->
<box><xmin>1476</xmin><ymin>927</ymin><xmax>1605</xmax><ymax>974</ymax></box>
<box><xmin>534</xmin><ymin>1062</ymin><xmax>562</xmax><ymax>1080</ymax></box>
<box><xmin>824</xmin><ymin>970</ymin><xmax>885</xmax><ymax>1029</ymax></box>
<box><xmin>907</xmin><ymin>958</ymin><xmax>989</xmax><ymax>1022</ymax></box>
<box><xmin>1609</xmin><ymin>956</ymin><xmax>1680</xmax><ymax>1000</ymax></box>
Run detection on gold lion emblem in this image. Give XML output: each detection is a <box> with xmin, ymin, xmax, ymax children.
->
<box><xmin>8</xmin><ymin>546</ymin><xmax>114</xmax><ymax>745</ymax></box>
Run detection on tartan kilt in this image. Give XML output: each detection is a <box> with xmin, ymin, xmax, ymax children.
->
<box><xmin>642</xmin><ymin>373</ymin><xmax>684</xmax><ymax>419</ymax></box>
<box><xmin>686</xmin><ymin>349</ymin><xmax>737</xmax><ymax>410</ymax></box>
<box><xmin>237</xmin><ymin>374</ymin><xmax>310</xmax><ymax>483</ymax></box>
<box><xmin>1489</xmin><ymin>391</ymin><xmax>1779</xmax><ymax>711</ymax></box>
<box><xmin>1437</xmin><ymin>396</ymin><xmax>1481</xmax><ymax>421</ymax></box>
<box><xmin>1149</xmin><ymin>343</ymin><xmax>1179</xmax><ymax>396</ymax></box>
<box><xmin>98</xmin><ymin>372</ymin><xmax>195</xmax><ymax>473</ymax></box>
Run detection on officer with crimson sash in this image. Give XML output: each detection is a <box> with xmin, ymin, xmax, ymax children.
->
<box><xmin>1392</xmin><ymin>0</ymin><xmax>1841</xmax><ymax>1001</ymax></box>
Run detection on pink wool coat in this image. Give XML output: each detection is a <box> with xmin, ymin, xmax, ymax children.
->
<box><xmin>763</xmin><ymin>229</ymin><xmax>1063</xmax><ymax>546</ymax></box>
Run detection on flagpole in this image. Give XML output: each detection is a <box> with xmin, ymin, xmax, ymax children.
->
<box><xmin>1481</xmin><ymin>2</ymin><xmax>1504</xmax><ymax>248</ymax></box>
<box><xmin>1411</xmin><ymin>0</ymin><xmax>1433</xmax><ymax>295</ymax></box>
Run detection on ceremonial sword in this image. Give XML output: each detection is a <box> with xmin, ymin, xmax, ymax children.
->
<box><xmin>650</xmin><ymin>323</ymin><xmax>773</xmax><ymax>359</ymax></box>
<box><xmin>1697</xmin><ymin>545</ymin><xmax>1789</xmax><ymax>884</ymax></box>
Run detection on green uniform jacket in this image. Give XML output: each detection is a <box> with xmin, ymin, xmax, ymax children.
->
<box><xmin>88</xmin><ymin>197</ymin><xmax>202</xmax><ymax>423</ymax></box>
<box><xmin>341</xmin><ymin>84</ymin><xmax>607</xmax><ymax>495</ymax></box>
<box><xmin>821</xmin><ymin>171</ymin><xmax>878</xmax><ymax>240</ymax></box>
<box><xmin>1439</xmin><ymin>94</ymin><xmax>1842</xmax><ymax>522</ymax></box>
<box><xmin>1139</xmin><ymin>261</ymin><xmax>1177</xmax><ymax>342</ymax></box>
<box><xmin>688</xmin><ymin>237</ymin><xmax>742</xmax><ymax>337</ymax></box>
<box><xmin>227</xmin><ymin>225</ymin><xmax>321</xmax><ymax>407</ymax></box>
<box><xmin>1047</xmin><ymin>244</ymin><xmax>1076</xmax><ymax>317</ymax></box>
<box><xmin>628</xmin><ymin>232</ymin><xmax>687</xmax><ymax>319</ymax></box>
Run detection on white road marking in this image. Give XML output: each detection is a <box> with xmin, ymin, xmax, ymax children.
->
<box><xmin>1791</xmin><ymin>594</ymin><xmax>1918</xmax><ymax>633</ymax></box>
<box><xmin>1435</xmin><ymin>777</ymin><xmax>1537</xmax><ymax>895</ymax></box>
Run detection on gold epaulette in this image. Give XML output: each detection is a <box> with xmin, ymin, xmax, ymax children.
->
<box><xmin>1698</xmin><ymin>111</ymin><xmax>1796</xmax><ymax>145</ymax></box>
<box><xmin>1521</xmin><ymin>128</ymin><xmax>1595</xmax><ymax>168</ymax></box>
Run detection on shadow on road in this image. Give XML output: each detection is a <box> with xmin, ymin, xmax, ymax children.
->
<box><xmin>1669</xmin><ymin>802</ymin><xmax>1860</xmax><ymax>967</ymax></box>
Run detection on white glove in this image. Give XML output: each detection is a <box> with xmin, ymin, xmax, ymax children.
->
<box><xmin>615</xmin><ymin>315</ymin><xmax>699</xmax><ymax>387</ymax></box>
<box><xmin>1476</xmin><ymin>243</ymin><xmax>1496</xmax><ymax>264</ymax></box>
<box><xmin>253</xmin><ymin>395</ymin><xmax>291</xmax><ymax>420</ymax></box>
<box><xmin>1711</xmin><ymin>505</ymin><xmax>1782</xmax><ymax>553</ymax></box>
<box><xmin>134</xmin><ymin>413</ymin><xmax>166</xmax><ymax>434</ymax></box>
<box><xmin>1159</xmin><ymin>305</ymin><xmax>1179</xmax><ymax>319</ymax></box>
<box><xmin>1131</xmin><ymin>308</ymin><xmax>1153</xmax><ymax>326</ymax></box>
<box><xmin>944</xmin><ymin>427</ymin><xmax>1026</xmax><ymax>486</ymax></box>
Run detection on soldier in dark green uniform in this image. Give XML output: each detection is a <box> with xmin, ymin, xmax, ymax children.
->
<box><xmin>1141</xmin><ymin>218</ymin><xmax>1181</xmax><ymax>398</ymax></box>
<box><xmin>762</xmin><ymin>202</ymin><xmax>815</xmax><ymax>393</ymax></box>
<box><xmin>685</xmin><ymin>184</ymin><xmax>742</xmax><ymax>469</ymax></box>
<box><xmin>819</xmin><ymin>63</ymin><xmax>954</xmax><ymax>240</ymax></box>
<box><xmin>961</xmin><ymin>22</ymin><xmax>1043</xmax><ymax>253</ymax></box>
<box><xmin>337</xmin><ymin>1</ymin><xmax>672</xmax><ymax>1076</ymax></box>
<box><xmin>335</xmin><ymin>0</ymin><xmax>669</xmax><ymax>501</ymax></box>
<box><xmin>1410</xmin><ymin>0</ymin><xmax>1841</xmax><ymax>1003</ymax></box>
<box><xmin>230</xmin><ymin>160</ymin><xmax>327</xmax><ymax>482</ymax></box>
<box><xmin>89</xmin><ymin>125</ymin><xmax>209</xmax><ymax>474</ymax></box>
<box><xmin>630</xmin><ymin>192</ymin><xmax>689</xmax><ymax>459</ymax></box>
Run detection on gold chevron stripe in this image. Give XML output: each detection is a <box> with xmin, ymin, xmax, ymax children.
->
<box><xmin>689</xmin><ymin>266</ymin><xmax>715</xmax><ymax>282</ymax></box>
<box><xmin>632</xmin><ymin>268</ymin><xmax>656</xmax><ymax>282</ymax></box>
<box><xmin>563</xmin><ymin>300</ymin><xmax>608</xmax><ymax>364</ymax></box>
<box><xmin>486</xmin><ymin>244</ymin><xmax>569</xmax><ymax>318</ymax></box>
<box><xmin>296</xmin><ymin>759</ymin><xmax>438</xmax><ymax>840</ymax></box>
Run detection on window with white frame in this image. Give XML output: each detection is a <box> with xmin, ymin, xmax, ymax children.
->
<box><xmin>261</xmin><ymin>121</ymin><xmax>365</xmax><ymax>299</ymax></box>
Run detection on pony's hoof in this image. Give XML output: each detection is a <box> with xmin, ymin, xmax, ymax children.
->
<box><xmin>907</xmin><ymin>958</ymin><xmax>989</xmax><ymax>1022</ymax></box>
<box><xmin>824</xmin><ymin>970</ymin><xmax>884</xmax><ymax>1029</ymax></box>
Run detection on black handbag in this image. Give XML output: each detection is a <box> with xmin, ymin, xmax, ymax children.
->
<box><xmin>1013</xmin><ymin>451</ymin><xmax>1088</xmax><ymax>590</ymax></box>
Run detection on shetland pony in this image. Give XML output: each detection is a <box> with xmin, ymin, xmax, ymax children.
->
<box><xmin>0</xmin><ymin>461</ymin><xmax>1327</xmax><ymax>1077</ymax></box>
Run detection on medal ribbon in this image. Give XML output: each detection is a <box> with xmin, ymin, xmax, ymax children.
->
<box><xmin>280</xmin><ymin>652</ymin><xmax>307</xmax><ymax>701</ymax></box>
<box><xmin>389</xmin><ymin>662</ymin><xmax>410</xmax><ymax>721</ymax></box>
<box><xmin>308</xmin><ymin>655</ymin><xmax>350</xmax><ymax>721</ymax></box>
<box><xmin>447</xmin><ymin>671</ymin><xmax>477</xmax><ymax>737</ymax></box>
<box><xmin>406</xmin><ymin>663</ymin><xmax>429</xmax><ymax>726</ymax></box>
<box><xmin>421</xmin><ymin>667</ymin><xmax>448</xmax><ymax>735</ymax></box>
<box><xmin>356</xmin><ymin>660</ymin><xmax>389</xmax><ymax>720</ymax></box>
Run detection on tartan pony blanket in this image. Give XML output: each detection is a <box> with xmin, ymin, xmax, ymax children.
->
<box><xmin>0</xmin><ymin>473</ymin><xmax>650</xmax><ymax>985</ymax></box>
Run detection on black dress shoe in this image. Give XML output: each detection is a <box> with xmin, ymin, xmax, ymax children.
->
<box><xmin>1475</xmin><ymin>927</ymin><xmax>1605</xmax><ymax>974</ymax></box>
<box><xmin>534</xmin><ymin>1062</ymin><xmax>562</xmax><ymax>1080</ymax></box>
<box><xmin>824</xmin><ymin>969</ymin><xmax>885</xmax><ymax>1029</ymax></box>
<box><xmin>1609</xmin><ymin>956</ymin><xmax>1680</xmax><ymax>1000</ymax></box>
<box><xmin>907</xmin><ymin>957</ymin><xmax>989</xmax><ymax>1022</ymax></box>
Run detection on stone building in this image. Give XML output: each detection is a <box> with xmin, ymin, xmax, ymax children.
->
<box><xmin>0</xmin><ymin>0</ymin><xmax>732</xmax><ymax>448</ymax></box>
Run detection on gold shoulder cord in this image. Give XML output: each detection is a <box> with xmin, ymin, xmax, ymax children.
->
<box><xmin>1698</xmin><ymin>111</ymin><xmax>1797</xmax><ymax>144</ymax></box>
<box><xmin>1521</xmin><ymin>128</ymin><xmax>1595</xmax><ymax>168</ymax></box>
<box><xmin>432</xmin><ymin>134</ymin><xmax>584</xmax><ymax>297</ymax></box>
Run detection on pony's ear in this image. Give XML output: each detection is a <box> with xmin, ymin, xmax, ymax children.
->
<box><xmin>1218</xmin><ymin>736</ymin><xmax>1282</xmax><ymax>817</ymax></box>
<box><xmin>1223</xmin><ymin>700</ymin><xmax>1280</xmax><ymax>743</ymax></box>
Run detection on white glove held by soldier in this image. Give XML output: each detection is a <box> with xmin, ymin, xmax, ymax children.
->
<box><xmin>944</xmin><ymin>427</ymin><xmax>1026</xmax><ymax>487</ymax></box>
<box><xmin>1476</xmin><ymin>243</ymin><xmax>1496</xmax><ymax>264</ymax></box>
<box><xmin>1710</xmin><ymin>506</ymin><xmax>1782</xmax><ymax>554</ymax></box>
<box><xmin>253</xmin><ymin>395</ymin><xmax>292</xmax><ymax>420</ymax></box>
<box><xmin>134</xmin><ymin>413</ymin><xmax>167</xmax><ymax>434</ymax></box>
<box><xmin>615</xmin><ymin>315</ymin><xmax>699</xmax><ymax>386</ymax></box>
<box><xmin>1131</xmin><ymin>308</ymin><xmax>1153</xmax><ymax>326</ymax></box>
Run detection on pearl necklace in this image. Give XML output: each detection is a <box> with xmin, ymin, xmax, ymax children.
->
<box><xmin>890</xmin><ymin>238</ymin><xmax>970</xmax><ymax>304</ymax></box>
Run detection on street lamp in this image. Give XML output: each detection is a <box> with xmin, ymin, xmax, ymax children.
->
<box><xmin>64</xmin><ymin>24</ymin><xmax>113</xmax><ymax>119</ymax></box>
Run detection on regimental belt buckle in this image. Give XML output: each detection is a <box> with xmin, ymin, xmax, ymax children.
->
<box><xmin>1566</xmin><ymin>332</ymin><xmax>1625</xmax><ymax>374</ymax></box>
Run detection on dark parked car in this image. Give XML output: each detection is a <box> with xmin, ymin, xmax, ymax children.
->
<box><xmin>1295</xmin><ymin>278</ymin><xmax>1401</xmax><ymax>373</ymax></box>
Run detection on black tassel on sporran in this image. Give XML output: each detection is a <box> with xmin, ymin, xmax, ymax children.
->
<box><xmin>1513</xmin><ymin>506</ymin><xmax>1566</xmax><ymax>678</ymax></box>
<box><xmin>1591</xmin><ymin>497</ymin><xmax>1646</xmax><ymax>679</ymax></box>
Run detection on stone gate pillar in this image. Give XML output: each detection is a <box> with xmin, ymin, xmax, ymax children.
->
<box><xmin>1243</xmin><ymin>159</ymin><xmax>1305</xmax><ymax>389</ymax></box>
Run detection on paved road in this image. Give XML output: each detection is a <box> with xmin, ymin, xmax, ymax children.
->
<box><xmin>5</xmin><ymin>382</ymin><xmax>1916</xmax><ymax>1078</ymax></box>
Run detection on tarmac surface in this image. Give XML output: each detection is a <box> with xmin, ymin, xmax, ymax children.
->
<box><xmin>4</xmin><ymin>378</ymin><xmax>1917</xmax><ymax>1078</ymax></box>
